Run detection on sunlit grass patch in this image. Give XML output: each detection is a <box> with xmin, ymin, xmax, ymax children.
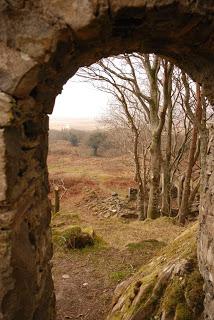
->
<box><xmin>77</xmin><ymin>235</ymin><xmax>107</xmax><ymax>254</ymax></box>
<box><xmin>110</xmin><ymin>265</ymin><xmax>135</xmax><ymax>283</ymax></box>
<box><xmin>52</xmin><ymin>221</ymin><xmax>107</xmax><ymax>254</ymax></box>
<box><xmin>52</xmin><ymin>210</ymin><xmax>81</xmax><ymax>228</ymax></box>
<box><xmin>126</xmin><ymin>239</ymin><xmax>166</xmax><ymax>251</ymax></box>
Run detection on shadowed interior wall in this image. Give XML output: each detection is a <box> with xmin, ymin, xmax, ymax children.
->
<box><xmin>0</xmin><ymin>1</ymin><xmax>213</xmax><ymax>319</ymax></box>
<box><xmin>0</xmin><ymin>93</ymin><xmax>55</xmax><ymax>320</ymax></box>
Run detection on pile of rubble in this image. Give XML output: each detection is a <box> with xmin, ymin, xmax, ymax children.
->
<box><xmin>82</xmin><ymin>189</ymin><xmax>139</xmax><ymax>219</ymax></box>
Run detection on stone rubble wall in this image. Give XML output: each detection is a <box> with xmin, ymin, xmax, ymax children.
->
<box><xmin>198</xmin><ymin>124</ymin><xmax>214</xmax><ymax>320</ymax></box>
<box><xmin>0</xmin><ymin>92</ymin><xmax>55</xmax><ymax>319</ymax></box>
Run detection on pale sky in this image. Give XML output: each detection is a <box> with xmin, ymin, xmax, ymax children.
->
<box><xmin>51</xmin><ymin>75</ymin><xmax>110</xmax><ymax>120</ymax></box>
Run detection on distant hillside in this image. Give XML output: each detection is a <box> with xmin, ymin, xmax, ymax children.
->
<box><xmin>49</xmin><ymin>118</ymin><xmax>103</xmax><ymax>131</ymax></box>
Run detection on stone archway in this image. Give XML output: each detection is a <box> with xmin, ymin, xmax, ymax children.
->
<box><xmin>0</xmin><ymin>1</ymin><xmax>213</xmax><ymax>319</ymax></box>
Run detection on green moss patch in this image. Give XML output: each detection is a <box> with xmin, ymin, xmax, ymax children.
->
<box><xmin>126</xmin><ymin>239</ymin><xmax>166</xmax><ymax>251</ymax></box>
<box><xmin>52</xmin><ymin>210</ymin><xmax>81</xmax><ymax>228</ymax></box>
<box><xmin>111</xmin><ymin>270</ymin><xmax>132</xmax><ymax>283</ymax></box>
<box><xmin>52</xmin><ymin>223</ymin><xmax>107</xmax><ymax>254</ymax></box>
<box><xmin>53</xmin><ymin>225</ymin><xmax>94</xmax><ymax>249</ymax></box>
<box><xmin>163</xmin><ymin>277</ymin><xmax>185</xmax><ymax>316</ymax></box>
<box><xmin>107</xmin><ymin>223</ymin><xmax>204</xmax><ymax>320</ymax></box>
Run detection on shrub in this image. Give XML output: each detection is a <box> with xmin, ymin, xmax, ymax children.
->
<box><xmin>87</xmin><ymin>131</ymin><xmax>107</xmax><ymax>156</ymax></box>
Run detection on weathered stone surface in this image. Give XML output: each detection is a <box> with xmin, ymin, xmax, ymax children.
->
<box><xmin>198</xmin><ymin>124</ymin><xmax>214</xmax><ymax>320</ymax></box>
<box><xmin>107</xmin><ymin>224</ymin><xmax>204</xmax><ymax>320</ymax></box>
<box><xmin>0</xmin><ymin>92</ymin><xmax>15</xmax><ymax>127</ymax></box>
<box><xmin>0</xmin><ymin>0</ymin><xmax>213</xmax><ymax>107</ymax></box>
<box><xmin>63</xmin><ymin>225</ymin><xmax>95</xmax><ymax>249</ymax></box>
<box><xmin>46</xmin><ymin>0</ymin><xmax>109</xmax><ymax>40</ymax></box>
<box><xmin>0</xmin><ymin>42</ymin><xmax>38</xmax><ymax>97</ymax></box>
<box><xmin>0</xmin><ymin>129</ymin><xmax>6</xmax><ymax>202</ymax></box>
<box><xmin>0</xmin><ymin>94</ymin><xmax>54</xmax><ymax>319</ymax></box>
<box><xmin>1</xmin><ymin>0</ymin><xmax>25</xmax><ymax>9</ymax></box>
<box><xmin>0</xmin><ymin>1</ymin><xmax>213</xmax><ymax>320</ymax></box>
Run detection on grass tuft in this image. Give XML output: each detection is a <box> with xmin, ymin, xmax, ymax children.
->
<box><xmin>127</xmin><ymin>239</ymin><xmax>166</xmax><ymax>251</ymax></box>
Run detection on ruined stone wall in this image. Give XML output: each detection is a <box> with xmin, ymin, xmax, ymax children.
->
<box><xmin>0</xmin><ymin>1</ymin><xmax>213</xmax><ymax>319</ymax></box>
<box><xmin>198</xmin><ymin>124</ymin><xmax>214</xmax><ymax>319</ymax></box>
<box><xmin>0</xmin><ymin>93</ymin><xmax>55</xmax><ymax>319</ymax></box>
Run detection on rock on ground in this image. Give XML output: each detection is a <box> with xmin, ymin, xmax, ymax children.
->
<box><xmin>107</xmin><ymin>223</ymin><xmax>204</xmax><ymax>320</ymax></box>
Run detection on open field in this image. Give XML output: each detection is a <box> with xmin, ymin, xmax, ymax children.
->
<box><xmin>48</xmin><ymin>140</ymin><xmax>190</xmax><ymax>320</ymax></box>
<box><xmin>50</xmin><ymin>118</ymin><xmax>102</xmax><ymax>131</ymax></box>
<box><xmin>48</xmin><ymin>140</ymin><xmax>134</xmax><ymax>197</ymax></box>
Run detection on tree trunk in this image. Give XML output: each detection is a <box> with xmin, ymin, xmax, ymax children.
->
<box><xmin>161</xmin><ymin>164</ymin><xmax>171</xmax><ymax>216</ymax></box>
<box><xmin>189</xmin><ymin>179</ymin><xmax>200</xmax><ymax>207</ymax></box>
<box><xmin>54</xmin><ymin>187</ymin><xmax>60</xmax><ymax>213</ymax></box>
<box><xmin>147</xmin><ymin>134</ymin><xmax>161</xmax><ymax>219</ymax></box>
<box><xmin>137</xmin><ymin>183</ymin><xmax>146</xmax><ymax>220</ymax></box>
<box><xmin>133</xmin><ymin>126</ymin><xmax>146</xmax><ymax>220</ymax></box>
<box><xmin>178</xmin><ymin>83</ymin><xmax>202</xmax><ymax>224</ymax></box>
<box><xmin>147</xmin><ymin>60</ymin><xmax>172</xmax><ymax>219</ymax></box>
<box><xmin>119</xmin><ymin>90</ymin><xmax>146</xmax><ymax>220</ymax></box>
<box><xmin>177</xmin><ymin>175</ymin><xmax>185</xmax><ymax>209</ymax></box>
<box><xmin>161</xmin><ymin>100</ymin><xmax>173</xmax><ymax>216</ymax></box>
<box><xmin>93</xmin><ymin>146</ymin><xmax>98</xmax><ymax>156</ymax></box>
<box><xmin>141</xmin><ymin>145</ymin><xmax>148</xmax><ymax>218</ymax></box>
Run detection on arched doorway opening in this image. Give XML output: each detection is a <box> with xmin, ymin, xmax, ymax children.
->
<box><xmin>0</xmin><ymin>1</ymin><xmax>213</xmax><ymax>319</ymax></box>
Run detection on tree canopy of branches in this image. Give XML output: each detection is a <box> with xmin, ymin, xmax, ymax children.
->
<box><xmin>78</xmin><ymin>53</ymin><xmax>213</xmax><ymax>223</ymax></box>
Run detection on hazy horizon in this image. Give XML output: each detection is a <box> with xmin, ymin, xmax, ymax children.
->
<box><xmin>50</xmin><ymin>74</ymin><xmax>110</xmax><ymax>127</ymax></box>
<box><xmin>49</xmin><ymin>117</ymin><xmax>103</xmax><ymax>131</ymax></box>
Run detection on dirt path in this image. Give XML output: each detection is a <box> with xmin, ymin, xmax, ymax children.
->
<box><xmin>52</xmin><ymin>200</ymin><xmax>184</xmax><ymax>320</ymax></box>
<box><xmin>49</xmin><ymin>147</ymin><xmax>186</xmax><ymax>320</ymax></box>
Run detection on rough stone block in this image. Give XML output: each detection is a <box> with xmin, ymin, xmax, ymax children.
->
<box><xmin>0</xmin><ymin>92</ymin><xmax>15</xmax><ymax>127</ymax></box>
<box><xmin>47</xmin><ymin>0</ymin><xmax>109</xmax><ymax>40</ymax></box>
<box><xmin>0</xmin><ymin>42</ymin><xmax>38</xmax><ymax>97</ymax></box>
<box><xmin>49</xmin><ymin>0</ymin><xmax>94</xmax><ymax>29</ymax></box>
<box><xmin>0</xmin><ymin>129</ymin><xmax>6</xmax><ymax>202</ymax></box>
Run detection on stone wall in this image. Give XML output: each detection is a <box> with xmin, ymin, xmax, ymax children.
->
<box><xmin>0</xmin><ymin>93</ymin><xmax>55</xmax><ymax>319</ymax></box>
<box><xmin>198</xmin><ymin>124</ymin><xmax>214</xmax><ymax>319</ymax></box>
<box><xmin>0</xmin><ymin>1</ymin><xmax>213</xmax><ymax>319</ymax></box>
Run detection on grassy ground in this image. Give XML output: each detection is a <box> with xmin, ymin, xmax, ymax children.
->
<box><xmin>48</xmin><ymin>141</ymin><xmax>191</xmax><ymax>320</ymax></box>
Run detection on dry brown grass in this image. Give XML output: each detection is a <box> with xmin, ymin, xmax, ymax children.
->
<box><xmin>49</xmin><ymin>140</ymin><xmax>192</xmax><ymax>320</ymax></box>
<box><xmin>49</xmin><ymin>140</ymin><xmax>80</xmax><ymax>155</ymax></box>
<box><xmin>48</xmin><ymin>140</ymin><xmax>133</xmax><ymax>197</ymax></box>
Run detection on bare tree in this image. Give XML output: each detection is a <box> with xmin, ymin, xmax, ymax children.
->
<box><xmin>78</xmin><ymin>55</ymin><xmax>149</xmax><ymax>218</ymax></box>
<box><xmin>78</xmin><ymin>54</ymin><xmax>212</xmax><ymax>223</ymax></box>
<box><xmin>159</xmin><ymin>61</ymin><xmax>174</xmax><ymax>216</ymax></box>
<box><xmin>178</xmin><ymin>76</ymin><xmax>202</xmax><ymax>224</ymax></box>
<box><xmin>78</xmin><ymin>53</ymin><xmax>175</xmax><ymax>219</ymax></box>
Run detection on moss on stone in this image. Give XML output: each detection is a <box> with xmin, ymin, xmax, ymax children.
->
<box><xmin>163</xmin><ymin>277</ymin><xmax>184</xmax><ymax>315</ymax></box>
<box><xmin>62</xmin><ymin>226</ymin><xmax>82</xmax><ymax>238</ymax></box>
<box><xmin>111</xmin><ymin>270</ymin><xmax>133</xmax><ymax>283</ymax></box>
<box><xmin>107</xmin><ymin>223</ymin><xmax>204</xmax><ymax>320</ymax></box>
<box><xmin>52</xmin><ymin>225</ymin><xmax>95</xmax><ymax>249</ymax></box>
<box><xmin>126</xmin><ymin>239</ymin><xmax>166</xmax><ymax>251</ymax></box>
<box><xmin>175</xmin><ymin>303</ymin><xmax>192</xmax><ymax>320</ymax></box>
<box><xmin>82</xmin><ymin>226</ymin><xmax>95</xmax><ymax>238</ymax></box>
<box><xmin>185</xmin><ymin>269</ymin><xmax>204</xmax><ymax>314</ymax></box>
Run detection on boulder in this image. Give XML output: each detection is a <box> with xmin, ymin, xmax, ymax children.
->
<box><xmin>107</xmin><ymin>224</ymin><xmax>204</xmax><ymax>320</ymax></box>
<box><xmin>57</xmin><ymin>225</ymin><xmax>95</xmax><ymax>249</ymax></box>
